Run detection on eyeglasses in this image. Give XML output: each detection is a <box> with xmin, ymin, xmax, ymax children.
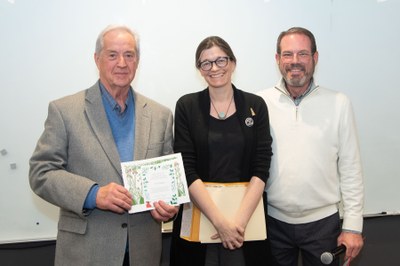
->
<box><xmin>198</xmin><ymin>56</ymin><xmax>230</xmax><ymax>71</ymax></box>
<box><xmin>280</xmin><ymin>51</ymin><xmax>312</xmax><ymax>61</ymax></box>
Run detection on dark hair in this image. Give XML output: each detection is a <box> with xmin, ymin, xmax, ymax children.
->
<box><xmin>195</xmin><ymin>36</ymin><xmax>237</xmax><ymax>68</ymax></box>
<box><xmin>276</xmin><ymin>27</ymin><xmax>317</xmax><ymax>55</ymax></box>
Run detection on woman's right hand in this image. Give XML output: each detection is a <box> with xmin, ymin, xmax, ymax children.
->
<box><xmin>211</xmin><ymin>217</ymin><xmax>245</xmax><ymax>250</ymax></box>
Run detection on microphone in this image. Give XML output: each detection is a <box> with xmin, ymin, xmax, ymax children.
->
<box><xmin>320</xmin><ymin>244</ymin><xmax>346</xmax><ymax>265</ymax></box>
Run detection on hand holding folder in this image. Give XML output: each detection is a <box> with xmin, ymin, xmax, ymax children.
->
<box><xmin>180</xmin><ymin>182</ymin><xmax>267</xmax><ymax>243</ymax></box>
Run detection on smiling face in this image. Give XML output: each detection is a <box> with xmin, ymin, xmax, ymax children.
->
<box><xmin>276</xmin><ymin>33</ymin><xmax>318</xmax><ymax>91</ymax></box>
<box><xmin>94</xmin><ymin>29</ymin><xmax>139</xmax><ymax>92</ymax></box>
<box><xmin>198</xmin><ymin>46</ymin><xmax>236</xmax><ymax>90</ymax></box>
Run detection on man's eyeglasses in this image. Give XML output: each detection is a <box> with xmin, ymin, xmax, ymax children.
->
<box><xmin>280</xmin><ymin>51</ymin><xmax>312</xmax><ymax>61</ymax></box>
<box><xmin>198</xmin><ymin>56</ymin><xmax>230</xmax><ymax>71</ymax></box>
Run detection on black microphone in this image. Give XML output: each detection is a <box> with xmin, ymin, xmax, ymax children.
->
<box><xmin>320</xmin><ymin>244</ymin><xmax>346</xmax><ymax>265</ymax></box>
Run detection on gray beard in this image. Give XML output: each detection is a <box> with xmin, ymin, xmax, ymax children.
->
<box><xmin>284</xmin><ymin>75</ymin><xmax>308</xmax><ymax>87</ymax></box>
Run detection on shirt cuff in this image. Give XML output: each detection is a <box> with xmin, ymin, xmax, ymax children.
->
<box><xmin>342</xmin><ymin>229</ymin><xmax>362</xmax><ymax>234</ymax></box>
<box><xmin>83</xmin><ymin>184</ymin><xmax>99</xmax><ymax>210</ymax></box>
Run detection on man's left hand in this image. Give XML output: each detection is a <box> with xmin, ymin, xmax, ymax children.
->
<box><xmin>338</xmin><ymin>231</ymin><xmax>364</xmax><ymax>261</ymax></box>
<box><xmin>150</xmin><ymin>201</ymin><xmax>179</xmax><ymax>222</ymax></box>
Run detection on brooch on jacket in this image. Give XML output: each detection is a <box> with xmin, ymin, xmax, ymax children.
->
<box><xmin>245</xmin><ymin>108</ymin><xmax>255</xmax><ymax>127</ymax></box>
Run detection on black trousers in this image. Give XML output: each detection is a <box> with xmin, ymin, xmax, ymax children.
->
<box><xmin>204</xmin><ymin>243</ymin><xmax>246</xmax><ymax>266</ymax></box>
<box><xmin>267</xmin><ymin>212</ymin><xmax>341</xmax><ymax>266</ymax></box>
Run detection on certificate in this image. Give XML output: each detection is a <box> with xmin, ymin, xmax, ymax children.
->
<box><xmin>121</xmin><ymin>153</ymin><xmax>190</xmax><ymax>213</ymax></box>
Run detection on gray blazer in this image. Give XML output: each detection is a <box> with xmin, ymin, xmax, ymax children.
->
<box><xmin>29</xmin><ymin>82</ymin><xmax>173</xmax><ymax>266</ymax></box>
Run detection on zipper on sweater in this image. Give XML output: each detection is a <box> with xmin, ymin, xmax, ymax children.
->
<box><xmin>282</xmin><ymin>93</ymin><xmax>298</xmax><ymax>121</ymax></box>
<box><xmin>274</xmin><ymin>85</ymin><xmax>305</xmax><ymax>121</ymax></box>
<box><xmin>292</xmin><ymin>86</ymin><xmax>319</xmax><ymax>121</ymax></box>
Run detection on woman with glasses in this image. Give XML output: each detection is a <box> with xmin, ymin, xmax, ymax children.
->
<box><xmin>170</xmin><ymin>36</ymin><xmax>273</xmax><ymax>266</ymax></box>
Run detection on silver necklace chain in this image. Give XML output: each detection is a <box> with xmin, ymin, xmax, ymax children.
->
<box><xmin>210</xmin><ymin>95</ymin><xmax>234</xmax><ymax>120</ymax></box>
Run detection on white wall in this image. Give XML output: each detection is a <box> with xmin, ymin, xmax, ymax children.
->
<box><xmin>0</xmin><ymin>0</ymin><xmax>399</xmax><ymax>243</ymax></box>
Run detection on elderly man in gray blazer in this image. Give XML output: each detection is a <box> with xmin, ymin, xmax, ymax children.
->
<box><xmin>29</xmin><ymin>25</ymin><xmax>178</xmax><ymax>266</ymax></box>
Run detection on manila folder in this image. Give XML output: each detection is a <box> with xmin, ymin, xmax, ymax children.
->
<box><xmin>180</xmin><ymin>182</ymin><xmax>266</xmax><ymax>243</ymax></box>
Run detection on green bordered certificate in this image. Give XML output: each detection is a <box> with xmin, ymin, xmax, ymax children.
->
<box><xmin>121</xmin><ymin>153</ymin><xmax>190</xmax><ymax>213</ymax></box>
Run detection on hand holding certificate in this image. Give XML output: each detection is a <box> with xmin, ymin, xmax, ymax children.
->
<box><xmin>121</xmin><ymin>153</ymin><xmax>190</xmax><ymax>213</ymax></box>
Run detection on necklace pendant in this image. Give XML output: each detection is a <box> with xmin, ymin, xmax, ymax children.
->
<box><xmin>210</xmin><ymin>94</ymin><xmax>234</xmax><ymax>120</ymax></box>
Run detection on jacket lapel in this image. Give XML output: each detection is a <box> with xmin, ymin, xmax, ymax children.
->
<box><xmin>133</xmin><ymin>92</ymin><xmax>150</xmax><ymax>160</ymax></box>
<box><xmin>84</xmin><ymin>83</ymin><xmax>122</xmax><ymax>176</ymax></box>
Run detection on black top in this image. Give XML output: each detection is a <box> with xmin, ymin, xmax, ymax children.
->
<box><xmin>170</xmin><ymin>84</ymin><xmax>273</xmax><ymax>266</ymax></box>
<box><xmin>208</xmin><ymin>114</ymin><xmax>244</xmax><ymax>182</ymax></box>
<box><xmin>173</xmin><ymin>84</ymin><xmax>272</xmax><ymax>186</ymax></box>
